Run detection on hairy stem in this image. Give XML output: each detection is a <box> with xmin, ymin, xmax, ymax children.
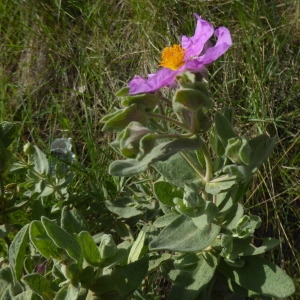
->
<box><xmin>200</xmin><ymin>138</ymin><xmax>214</xmax><ymax>202</ymax></box>
<box><xmin>201</xmin><ymin>139</ymin><xmax>213</xmax><ymax>182</ymax></box>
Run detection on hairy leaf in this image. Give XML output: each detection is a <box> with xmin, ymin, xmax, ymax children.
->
<box><xmin>218</xmin><ymin>256</ymin><xmax>295</xmax><ymax>298</ymax></box>
<box><xmin>79</xmin><ymin>231</ymin><xmax>101</xmax><ymax>266</ymax></box>
<box><xmin>9</xmin><ymin>224</ymin><xmax>29</xmax><ymax>281</ymax></box>
<box><xmin>170</xmin><ymin>253</ymin><xmax>218</xmax><ymax>300</ymax></box>
<box><xmin>109</xmin><ymin>137</ymin><xmax>202</xmax><ymax>177</ymax></box>
<box><xmin>22</xmin><ymin>274</ymin><xmax>55</xmax><ymax>300</ymax></box>
<box><xmin>150</xmin><ymin>214</ymin><xmax>220</xmax><ymax>252</ymax></box>
<box><xmin>41</xmin><ymin>217</ymin><xmax>81</xmax><ymax>262</ymax></box>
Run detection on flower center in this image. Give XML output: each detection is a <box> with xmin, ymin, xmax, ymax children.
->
<box><xmin>159</xmin><ymin>44</ymin><xmax>186</xmax><ymax>70</ymax></box>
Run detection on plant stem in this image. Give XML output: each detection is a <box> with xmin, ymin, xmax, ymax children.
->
<box><xmin>200</xmin><ymin>138</ymin><xmax>213</xmax><ymax>182</ymax></box>
<box><xmin>198</xmin><ymin>138</ymin><xmax>214</xmax><ymax>202</ymax></box>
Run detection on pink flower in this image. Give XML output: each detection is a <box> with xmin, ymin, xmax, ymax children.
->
<box><xmin>128</xmin><ymin>14</ymin><xmax>232</xmax><ymax>94</ymax></box>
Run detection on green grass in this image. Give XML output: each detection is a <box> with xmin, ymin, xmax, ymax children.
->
<box><xmin>1</xmin><ymin>0</ymin><xmax>299</xmax><ymax>297</ymax></box>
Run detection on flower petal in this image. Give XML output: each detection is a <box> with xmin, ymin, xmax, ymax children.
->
<box><xmin>198</xmin><ymin>26</ymin><xmax>232</xmax><ymax>65</ymax></box>
<box><xmin>181</xmin><ymin>14</ymin><xmax>214</xmax><ymax>58</ymax></box>
<box><xmin>129</xmin><ymin>68</ymin><xmax>177</xmax><ymax>94</ymax></box>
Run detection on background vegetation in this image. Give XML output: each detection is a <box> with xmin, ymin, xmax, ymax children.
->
<box><xmin>0</xmin><ymin>0</ymin><xmax>299</xmax><ymax>298</ymax></box>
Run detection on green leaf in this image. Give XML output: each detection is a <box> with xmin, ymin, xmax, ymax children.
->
<box><xmin>209</xmin><ymin>124</ymin><xmax>225</xmax><ymax>156</ymax></box>
<box><xmin>109</xmin><ymin>137</ymin><xmax>202</xmax><ymax>177</ymax></box>
<box><xmin>205</xmin><ymin>175</ymin><xmax>237</xmax><ymax>195</ymax></box>
<box><xmin>150</xmin><ymin>214</ymin><xmax>220</xmax><ymax>252</ymax></box>
<box><xmin>41</xmin><ymin>217</ymin><xmax>81</xmax><ymax>262</ymax></box>
<box><xmin>78</xmin><ymin>231</ymin><xmax>101</xmax><ymax>266</ymax></box>
<box><xmin>222</xmin><ymin>135</ymin><xmax>276</xmax><ymax>179</ymax></box>
<box><xmin>99</xmin><ymin>234</ymin><xmax>117</xmax><ymax>259</ymax></box>
<box><xmin>114</xmin><ymin>220</ymin><xmax>134</xmax><ymax>241</ymax></box>
<box><xmin>29</xmin><ymin>221</ymin><xmax>63</xmax><ymax>260</ymax></box>
<box><xmin>222</xmin><ymin>164</ymin><xmax>248</xmax><ymax>178</ymax></box>
<box><xmin>0</xmin><ymin>285</ymin><xmax>11</xmax><ymax>299</ymax></box>
<box><xmin>236</xmin><ymin>215</ymin><xmax>261</xmax><ymax>238</ymax></box>
<box><xmin>231</xmin><ymin>237</ymin><xmax>280</xmax><ymax>257</ymax></box>
<box><xmin>227</xmin><ymin>277</ymin><xmax>271</xmax><ymax>299</ymax></box>
<box><xmin>182</xmin><ymin>183</ymin><xmax>206</xmax><ymax>210</ymax></box>
<box><xmin>99</xmin><ymin>248</ymin><xmax>128</xmax><ymax>270</ymax></box>
<box><xmin>32</xmin><ymin>198</ymin><xmax>46</xmax><ymax>220</ymax></box>
<box><xmin>22</xmin><ymin>273</ymin><xmax>55</xmax><ymax>300</ymax></box>
<box><xmin>221</xmin><ymin>203</ymin><xmax>245</xmax><ymax>230</ymax></box>
<box><xmin>61</xmin><ymin>207</ymin><xmax>88</xmax><ymax>234</ymax></box>
<box><xmin>173</xmin><ymin>253</ymin><xmax>199</xmax><ymax>270</ymax></box>
<box><xmin>174</xmin><ymin>87</ymin><xmax>213</xmax><ymax>111</ymax></box>
<box><xmin>78</xmin><ymin>266</ymin><xmax>95</xmax><ymax>287</ymax></box>
<box><xmin>112</xmin><ymin>256</ymin><xmax>149</xmax><ymax>298</ymax></box>
<box><xmin>170</xmin><ymin>253</ymin><xmax>218</xmax><ymax>300</ymax></box>
<box><xmin>148</xmin><ymin>253</ymin><xmax>172</xmax><ymax>272</ymax></box>
<box><xmin>90</xmin><ymin>256</ymin><xmax>149</xmax><ymax>298</ymax></box>
<box><xmin>128</xmin><ymin>230</ymin><xmax>146</xmax><ymax>263</ymax></box>
<box><xmin>215</xmin><ymin>111</ymin><xmax>237</xmax><ymax>146</ymax></box>
<box><xmin>121</xmin><ymin>93</ymin><xmax>159</xmax><ymax>110</ymax></box>
<box><xmin>215</xmin><ymin>190</ymin><xmax>235</xmax><ymax>216</ymax></box>
<box><xmin>0</xmin><ymin>266</ymin><xmax>13</xmax><ymax>283</ymax></box>
<box><xmin>54</xmin><ymin>287</ymin><xmax>68</xmax><ymax>300</ymax></box>
<box><xmin>246</xmin><ymin>134</ymin><xmax>276</xmax><ymax>173</ymax></box>
<box><xmin>24</xmin><ymin>143</ymin><xmax>49</xmax><ymax>175</ymax></box>
<box><xmin>138</xmin><ymin>133</ymin><xmax>158</xmax><ymax>158</ymax></box>
<box><xmin>154</xmin><ymin>151</ymin><xmax>203</xmax><ymax>187</ymax></box>
<box><xmin>176</xmin><ymin>72</ymin><xmax>210</xmax><ymax>101</ymax></box>
<box><xmin>14</xmin><ymin>291</ymin><xmax>37</xmax><ymax>300</ymax></box>
<box><xmin>218</xmin><ymin>256</ymin><xmax>295</xmax><ymax>298</ymax></box>
<box><xmin>153</xmin><ymin>213</ymin><xmax>178</xmax><ymax>228</ymax></box>
<box><xmin>116</xmin><ymin>86</ymin><xmax>130</xmax><ymax>97</ymax></box>
<box><xmin>221</xmin><ymin>235</ymin><xmax>233</xmax><ymax>257</ymax></box>
<box><xmin>225</xmin><ymin>137</ymin><xmax>251</xmax><ymax>165</ymax></box>
<box><xmin>0</xmin><ymin>267</ymin><xmax>13</xmax><ymax>299</ymax></box>
<box><xmin>89</xmin><ymin>276</ymin><xmax>119</xmax><ymax>298</ymax></box>
<box><xmin>105</xmin><ymin>197</ymin><xmax>143</xmax><ymax>218</ymax></box>
<box><xmin>153</xmin><ymin>181</ymin><xmax>183</xmax><ymax>207</ymax></box>
<box><xmin>113</xmin><ymin>122</ymin><xmax>153</xmax><ymax>158</ymax></box>
<box><xmin>54</xmin><ymin>284</ymin><xmax>79</xmax><ymax>300</ymax></box>
<box><xmin>8</xmin><ymin>224</ymin><xmax>29</xmax><ymax>281</ymax></box>
<box><xmin>101</xmin><ymin>104</ymin><xmax>148</xmax><ymax>132</ymax></box>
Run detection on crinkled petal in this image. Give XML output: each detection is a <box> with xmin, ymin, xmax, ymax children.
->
<box><xmin>129</xmin><ymin>68</ymin><xmax>178</xmax><ymax>94</ymax></box>
<box><xmin>181</xmin><ymin>14</ymin><xmax>214</xmax><ymax>58</ymax></box>
<box><xmin>128</xmin><ymin>75</ymin><xmax>148</xmax><ymax>94</ymax></box>
<box><xmin>184</xmin><ymin>60</ymin><xmax>208</xmax><ymax>75</ymax></box>
<box><xmin>198</xmin><ymin>26</ymin><xmax>232</xmax><ymax>65</ymax></box>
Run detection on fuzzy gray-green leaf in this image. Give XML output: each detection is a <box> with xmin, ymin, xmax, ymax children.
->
<box><xmin>8</xmin><ymin>224</ymin><xmax>29</xmax><ymax>281</ymax></box>
<box><xmin>41</xmin><ymin>217</ymin><xmax>81</xmax><ymax>262</ymax></box>
<box><xmin>150</xmin><ymin>214</ymin><xmax>220</xmax><ymax>252</ymax></box>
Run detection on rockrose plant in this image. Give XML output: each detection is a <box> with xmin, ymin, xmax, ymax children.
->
<box><xmin>101</xmin><ymin>13</ymin><xmax>295</xmax><ymax>299</ymax></box>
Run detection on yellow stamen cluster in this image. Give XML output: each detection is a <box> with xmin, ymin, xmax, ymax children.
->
<box><xmin>159</xmin><ymin>44</ymin><xmax>186</xmax><ymax>70</ymax></box>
